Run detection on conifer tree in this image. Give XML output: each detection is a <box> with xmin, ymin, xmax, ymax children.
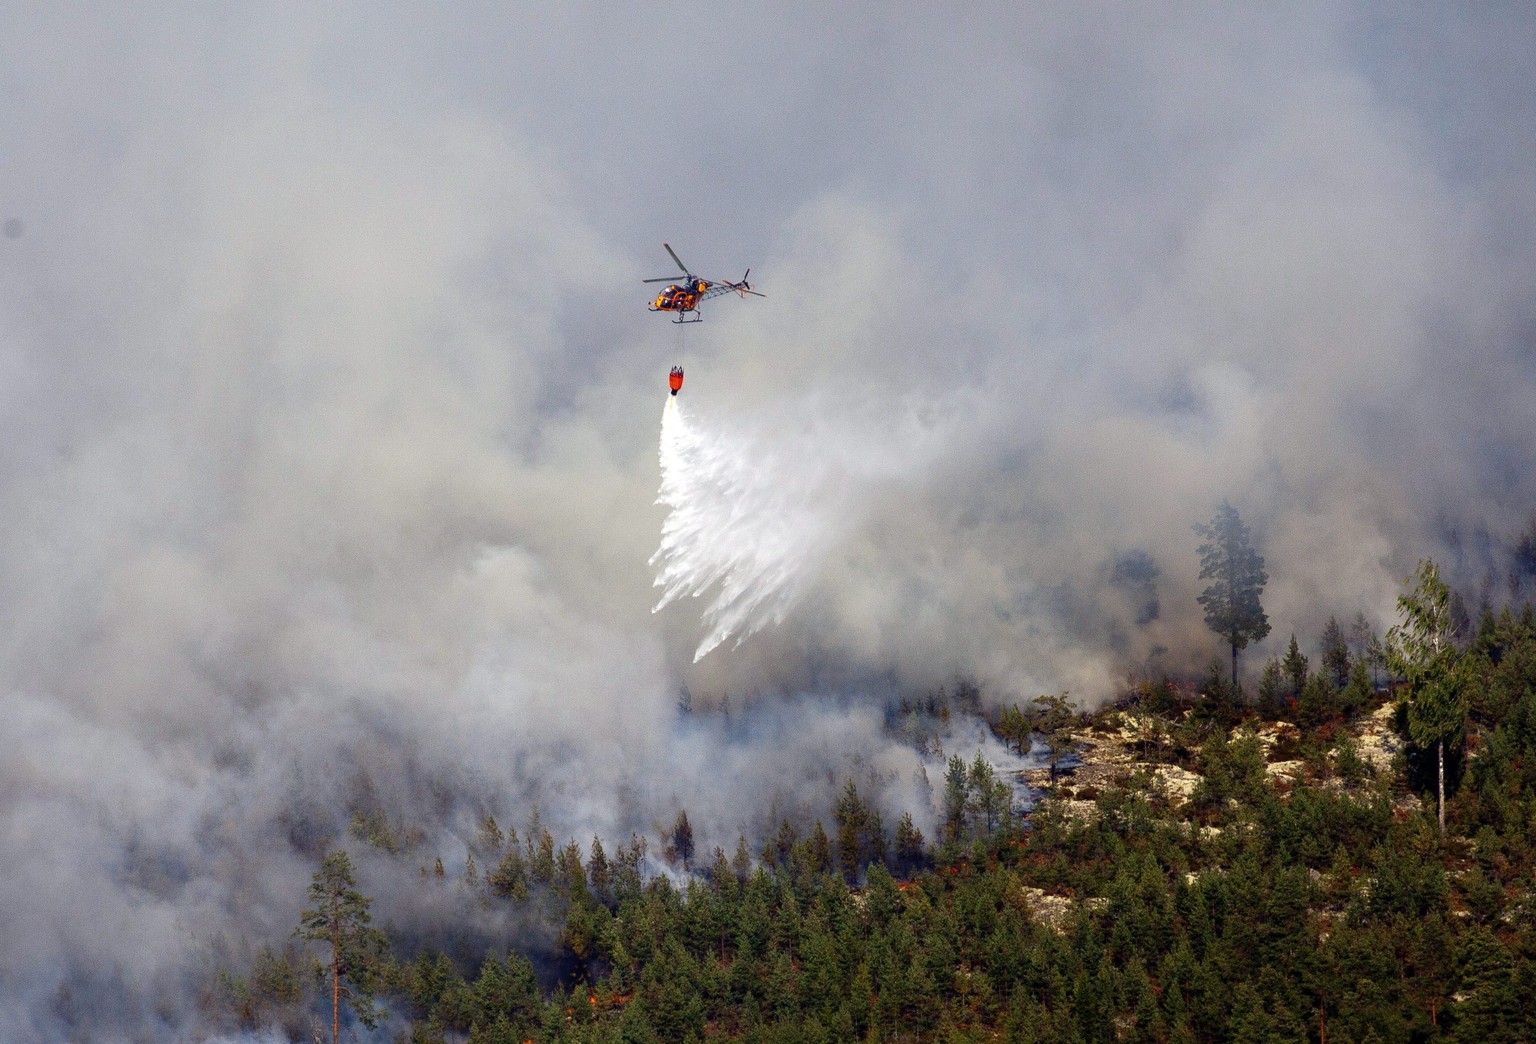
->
<box><xmin>1320</xmin><ymin>615</ymin><xmax>1351</xmax><ymax>688</ymax></box>
<box><xmin>804</xmin><ymin>821</ymin><xmax>832</xmax><ymax>876</ymax></box>
<box><xmin>475</xmin><ymin>814</ymin><xmax>504</xmax><ymax>855</ymax></box>
<box><xmin>1194</xmin><ymin>503</ymin><xmax>1271</xmax><ymax>688</ymax></box>
<box><xmin>772</xmin><ymin>817</ymin><xmax>798</xmax><ymax>868</ymax></box>
<box><xmin>613</xmin><ymin>833</ymin><xmax>647</xmax><ymax>904</ymax></box>
<box><xmin>1257</xmin><ymin>658</ymin><xmax>1285</xmax><ymax>716</ymax></box>
<box><xmin>1199</xmin><ymin>657</ymin><xmax>1237</xmax><ymax>725</ymax></box>
<box><xmin>489</xmin><ymin>828</ymin><xmax>528</xmax><ymax>901</ymax></box>
<box><xmin>1028</xmin><ymin>691</ymin><xmax>1077</xmax><ymax>785</ymax></box>
<box><xmin>1297</xmin><ymin>671</ymin><xmax>1338</xmax><ymax>729</ymax></box>
<box><xmin>942</xmin><ymin>755</ymin><xmax>970</xmax><ymax>844</ymax></box>
<box><xmin>1511</xmin><ymin>515</ymin><xmax>1536</xmax><ymax>601</ymax></box>
<box><xmin>1281</xmin><ymin>634</ymin><xmax>1309</xmax><ymax>699</ymax></box>
<box><xmin>1349</xmin><ymin>610</ymin><xmax>1374</xmax><ymax>662</ymax></box>
<box><xmin>556</xmin><ymin>840</ymin><xmax>588</xmax><ymax>902</ymax></box>
<box><xmin>834</xmin><ymin>780</ymin><xmax>870</xmax><ymax>882</ymax></box>
<box><xmin>1341</xmin><ymin>658</ymin><xmax>1372</xmax><ymax>719</ymax></box>
<box><xmin>586</xmin><ymin>835</ymin><xmax>611</xmax><ymax>904</ymax></box>
<box><xmin>893</xmin><ymin>812</ymin><xmax>926</xmax><ymax>875</ymax></box>
<box><xmin>968</xmin><ymin>752</ymin><xmax>1012</xmax><ymax>835</ymax></box>
<box><xmin>866</xmin><ymin>808</ymin><xmax>888</xmax><ymax>868</ymax></box>
<box><xmin>295</xmin><ymin>850</ymin><xmax>387</xmax><ymax>1044</ymax></box>
<box><xmin>665</xmin><ymin>809</ymin><xmax>695</xmax><ymax>870</ymax></box>
<box><xmin>707</xmin><ymin>846</ymin><xmax>736</xmax><ymax>901</ymax></box>
<box><xmin>1365</xmin><ymin>630</ymin><xmax>1388</xmax><ymax>690</ymax></box>
<box><xmin>732</xmin><ymin>835</ymin><xmax>753</xmax><ymax>883</ymax></box>
<box><xmin>996</xmin><ymin>703</ymin><xmax>1031</xmax><ymax>754</ymax></box>
<box><xmin>526</xmin><ymin>809</ymin><xmax>556</xmax><ymax>884</ymax></box>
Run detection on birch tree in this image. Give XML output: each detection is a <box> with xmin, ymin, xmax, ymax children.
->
<box><xmin>1386</xmin><ymin>559</ymin><xmax>1467</xmax><ymax>835</ymax></box>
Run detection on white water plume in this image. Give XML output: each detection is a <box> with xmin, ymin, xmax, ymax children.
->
<box><xmin>651</xmin><ymin>396</ymin><xmax>845</xmax><ymax>660</ymax></box>
<box><xmin>651</xmin><ymin>392</ymin><xmax>957</xmax><ymax>661</ymax></box>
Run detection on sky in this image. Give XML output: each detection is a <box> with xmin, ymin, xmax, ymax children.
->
<box><xmin>2</xmin><ymin>2</ymin><xmax>1535</xmax><ymax>1037</ymax></box>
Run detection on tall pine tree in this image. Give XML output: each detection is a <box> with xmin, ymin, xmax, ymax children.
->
<box><xmin>1194</xmin><ymin>503</ymin><xmax>1271</xmax><ymax>690</ymax></box>
<box><xmin>295</xmin><ymin>850</ymin><xmax>388</xmax><ymax>1044</ymax></box>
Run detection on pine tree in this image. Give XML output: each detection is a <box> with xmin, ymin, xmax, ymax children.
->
<box><xmin>530</xmin><ymin>837</ymin><xmax>555</xmax><ymax>885</ymax></box>
<box><xmin>488</xmin><ymin>835</ymin><xmax>528</xmax><ymax>901</ymax></box>
<box><xmin>893</xmin><ymin>812</ymin><xmax>926</xmax><ymax>875</ymax></box>
<box><xmin>613</xmin><ymin>833</ymin><xmax>647</xmax><ymax>905</ymax></box>
<box><xmin>294</xmin><ymin>850</ymin><xmax>388</xmax><ymax>1044</ymax></box>
<box><xmin>801</xmin><ymin>821</ymin><xmax>832</xmax><ymax>877</ymax></box>
<box><xmin>586</xmin><ymin>835</ymin><xmax>611</xmax><ymax>904</ymax></box>
<box><xmin>732</xmin><ymin>835</ymin><xmax>753</xmax><ymax>884</ymax></box>
<box><xmin>1365</xmin><ymin>630</ymin><xmax>1387</xmax><ymax>690</ymax></box>
<box><xmin>997</xmin><ymin>703</ymin><xmax>1030</xmax><ymax>754</ymax></box>
<box><xmin>526</xmin><ymin>811</ymin><xmax>556</xmax><ymax>884</ymax></box>
<box><xmin>1510</xmin><ymin>514</ymin><xmax>1536</xmax><ymax>601</ymax></box>
<box><xmin>1341</xmin><ymin>658</ymin><xmax>1372</xmax><ymax>720</ymax></box>
<box><xmin>834</xmin><ymin>780</ymin><xmax>870</xmax><ymax>882</ymax></box>
<box><xmin>665</xmin><ymin>809</ymin><xmax>695</xmax><ymax>870</ymax></box>
<box><xmin>968</xmin><ymin>752</ymin><xmax>1011</xmax><ymax>835</ymax></box>
<box><xmin>475</xmin><ymin>814</ymin><xmax>505</xmax><ymax>855</ymax></box>
<box><xmin>556</xmin><ymin>840</ymin><xmax>588</xmax><ymax>903</ymax></box>
<box><xmin>866</xmin><ymin>808</ymin><xmax>888</xmax><ymax>868</ymax></box>
<box><xmin>1200</xmin><ymin>657</ymin><xmax>1237</xmax><ymax>725</ymax></box>
<box><xmin>1195</xmin><ymin>503</ymin><xmax>1271</xmax><ymax>688</ymax></box>
<box><xmin>1320</xmin><ymin>615</ymin><xmax>1351</xmax><ymax>688</ymax></box>
<box><xmin>771</xmin><ymin>817</ymin><xmax>798</xmax><ymax>869</ymax></box>
<box><xmin>1257</xmin><ymin>658</ymin><xmax>1285</xmax><ymax>716</ymax></box>
<box><xmin>250</xmin><ymin>944</ymin><xmax>300</xmax><ymax>1007</ymax></box>
<box><xmin>1281</xmin><ymin>634</ymin><xmax>1310</xmax><ymax>699</ymax></box>
<box><xmin>942</xmin><ymin>755</ymin><xmax>970</xmax><ymax>844</ymax></box>
<box><xmin>1349</xmin><ymin>611</ymin><xmax>1374</xmax><ymax>662</ymax></box>
<box><xmin>1297</xmin><ymin>672</ymin><xmax>1337</xmax><ymax>728</ymax></box>
<box><xmin>1028</xmin><ymin>691</ymin><xmax>1078</xmax><ymax>785</ymax></box>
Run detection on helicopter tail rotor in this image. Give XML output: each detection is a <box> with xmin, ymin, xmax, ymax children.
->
<box><xmin>733</xmin><ymin>269</ymin><xmax>765</xmax><ymax>298</ymax></box>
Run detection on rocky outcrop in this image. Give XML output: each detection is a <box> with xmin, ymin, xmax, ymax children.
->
<box><xmin>1014</xmin><ymin>700</ymin><xmax>1408</xmax><ymax>811</ymax></box>
<box><xmin>1355</xmin><ymin>701</ymin><xmax>1405</xmax><ymax>773</ymax></box>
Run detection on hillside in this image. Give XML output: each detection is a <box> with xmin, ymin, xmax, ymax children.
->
<box><xmin>205</xmin><ymin>605</ymin><xmax>1536</xmax><ymax>1043</ymax></box>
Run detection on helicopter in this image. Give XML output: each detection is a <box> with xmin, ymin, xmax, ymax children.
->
<box><xmin>644</xmin><ymin>243</ymin><xmax>763</xmax><ymax>323</ymax></box>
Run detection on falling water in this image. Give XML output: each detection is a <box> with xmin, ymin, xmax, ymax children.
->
<box><xmin>651</xmin><ymin>396</ymin><xmax>844</xmax><ymax>660</ymax></box>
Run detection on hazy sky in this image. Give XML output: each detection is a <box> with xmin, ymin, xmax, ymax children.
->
<box><xmin>2</xmin><ymin>2</ymin><xmax>1534</xmax><ymax>1037</ymax></box>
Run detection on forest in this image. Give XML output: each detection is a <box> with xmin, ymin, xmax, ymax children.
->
<box><xmin>205</xmin><ymin>550</ymin><xmax>1536</xmax><ymax>1043</ymax></box>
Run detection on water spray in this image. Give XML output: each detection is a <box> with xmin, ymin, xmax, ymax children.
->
<box><xmin>651</xmin><ymin>368</ymin><xmax>957</xmax><ymax>661</ymax></box>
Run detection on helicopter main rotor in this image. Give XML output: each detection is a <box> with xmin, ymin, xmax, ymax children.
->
<box><xmin>643</xmin><ymin>242</ymin><xmax>701</xmax><ymax>285</ymax></box>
